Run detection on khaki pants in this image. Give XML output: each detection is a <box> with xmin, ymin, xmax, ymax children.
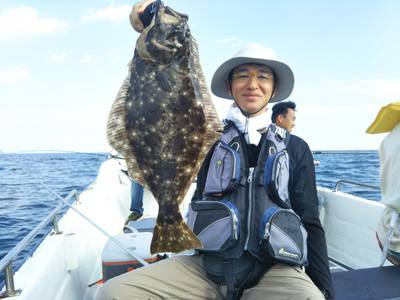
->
<box><xmin>97</xmin><ymin>255</ymin><xmax>325</xmax><ymax>300</ymax></box>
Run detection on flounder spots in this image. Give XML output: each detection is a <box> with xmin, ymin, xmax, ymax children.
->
<box><xmin>107</xmin><ymin>4</ymin><xmax>222</xmax><ymax>254</ymax></box>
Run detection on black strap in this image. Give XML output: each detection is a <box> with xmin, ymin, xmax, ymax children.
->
<box><xmin>238</xmin><ymin>260</ymin><xmax>271</xmax><ymax>291</ymax></box>
<box><xmin>222</xmin><ymin>259</ymin><xmax>272</xmax><ymax>300</ymax></box>
<box><xmin>223</xmin><ymin>259</ymin><xmax>239</xmax><ymax>300</ymax></box>
<box><xmin>192</xmin><ymin>143</ymin><xmax>217</xmax><ymax>200</ymax></box>
<box><xmin>283</xmin><ymin>131</ymin><xmax>291</xmax><ymax>148</ymax></box>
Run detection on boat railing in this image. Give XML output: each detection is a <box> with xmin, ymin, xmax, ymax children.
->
<box><xmin>0</xmin><ymin>190</ymin><xmax>78</xmax><ymax>298</ymax></box>
<box><xmin>333</xmin><ymin>179</ymin><xmax>380</xmax><ymax>192</ymax></box>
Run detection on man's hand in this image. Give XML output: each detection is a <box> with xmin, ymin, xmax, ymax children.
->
<box><xmin>129</xmin><ymin>0</ymin><xmax>156</xmax><ymax>32</ymax></box>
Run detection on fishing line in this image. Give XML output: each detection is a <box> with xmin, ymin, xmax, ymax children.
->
<box><xmin>0</xmin><ymin>151</ymin><xmax>149</xmax><ymax>267</ymax></box>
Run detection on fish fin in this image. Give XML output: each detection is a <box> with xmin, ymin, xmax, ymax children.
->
<box><xmin>150</xmin><ymin>220</ymin><xmax>202</xmax><ymax>254</ymax></box>
<box><xmin>180</xmin><ymin>38</ymin><xmax>222</xmax><ymax>188</ymax></box>
<box><xmin>156</xmin><ymin>72</ymin><xmax>173</xmax><ymax>92</ymax></box>
<box><xmin>106</xmin><ymin>73</ymin><xmax>148</xmax><ymax>188</ymax></box>
<box><xmin>189</xmin><ymin>38</ymin><xmax>223</xmax><ymax>134</ymax></box>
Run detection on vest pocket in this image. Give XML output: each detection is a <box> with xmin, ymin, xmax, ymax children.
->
<box><xmin>259</xmin><ymin>207</ymin><xmax>308</xmax><ymax>266</ymax></box>
<box><xmin>187</xmin><ymin>200</ymin><xmax>240</xmax><ymax>251</ymax></box>
<box><xmin>204</xmin><ymin>142</ymin><xmax>241</xmax><ymax>195</ymax></box>
<box><xmin>263</xmin><ymin>150</ymin><xmax>290</xmax><ymax>208</ymax></box>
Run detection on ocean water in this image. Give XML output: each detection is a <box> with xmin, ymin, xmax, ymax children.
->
<box><xmin>0</xmin><ymin>151</ymin><xmax>380</xmax><ymax>288</ymax></box>
<box><xmin>0</xmin><ymin>152</ymin><xmax>108</xmax><ymax>289</ymax></box>
<box><xmin>313</xmin><ymin>151</ymin><xmax>381</xmax><ymax>201</ymax></box>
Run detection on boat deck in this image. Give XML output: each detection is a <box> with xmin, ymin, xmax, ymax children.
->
<box><xmin>331</xmin><ymin>265</ymin><xmax>400</xmax><ymax>300</ymax></box>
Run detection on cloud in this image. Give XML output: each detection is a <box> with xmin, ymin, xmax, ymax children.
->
<box><xmin>80</xmin><ymin>54</ymin><xmax>98</xmax><ymax>64</ymax></box>
<box><xmin>299</xmin><ymin>103</ymin><xmax>379</xmax><ymax>114</ymax></box>
<box><xmin>49</xmin><ymin>52</ymin><xmax>67</xmax><ymax>63</ymax></box>
<box><xmin>0</xmin><ymin>67</ymin><xmax>30</xmax><ymax>85</ymax></box>
<box><xmin>216</xmin><ymin>36</ymin><xmax>242</xmax><ymax>47</ymax></box>
<box><xmin>294</xmin><ymin>77</ymin><xmax>400</xmax><ymax>105</ymax></box>
<box><xmin>0</xmin><ymin>6</ymin><xmax>68</xmax><ymax>41</ymax></box>
<box><xmin>81</xmin><ymin>5</ymin><xmax>131</xmax><ymax>23</ymax></box>
<box><xmin>321</xmin><ymin>77</ymin><xmax>400</xmax><ymax>100</ymax></box>
<box><xmin>218</xmin><ymin>37</ymin><xmax>241</xmax><ymax>44</ymax></box>
<box><xmin>107</xmin><ymin>48</ymin><xmax>122</xmax><ymax>59</ymax></box>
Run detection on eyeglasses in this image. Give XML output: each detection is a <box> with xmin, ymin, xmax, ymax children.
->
<box><xmin>231</xmin><ymin>71</ymin><xmax>274</xmax><ymax>83</ymax></box>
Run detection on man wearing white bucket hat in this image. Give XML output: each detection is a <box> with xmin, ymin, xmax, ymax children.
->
<box><xmin>98</xmin><ymin>1</ymin><xmax>334</xmax><ymax>300</ymax></box>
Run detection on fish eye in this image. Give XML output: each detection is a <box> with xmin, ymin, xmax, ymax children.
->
<box><xmin>162</xmin><ymin>7</ymin><xmax>180</xmax><ymax>23</ymax></box>
<box><xmin>164</xmin><ymin>7</ymin><xmax>177</xmax><ymax>17</ymax></box>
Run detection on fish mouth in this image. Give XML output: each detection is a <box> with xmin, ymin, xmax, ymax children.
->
<box><xmin>136</xmin><ymin>5</ymin><xmax>189</xmax><ymax>62</ymax></box>
<box><xmin>156</xmin><ymin>24</ymin><xmax>188</xmax><ymax>53</ymax></box>
<box><xmin>152</xmin><ymin>38</ymin><xmax>179</xmax><ymax>52</ymax></box>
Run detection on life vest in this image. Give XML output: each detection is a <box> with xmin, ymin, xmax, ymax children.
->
<box><xmin>187</xmin><ymin>121</ymin><xmax>307</xmax><ymax>299</ymax></box>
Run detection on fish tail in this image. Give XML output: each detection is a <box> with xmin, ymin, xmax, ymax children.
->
<box><xmin>150</xmin><ymin>220</ymin><xmax>202</xmax><ymax>254</ymax></box>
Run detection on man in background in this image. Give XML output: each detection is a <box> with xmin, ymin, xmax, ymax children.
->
<box><xmin>112</xmin><ymin>151</ymin><xmax>144</xmax><ymax>224</ymax></box>
<box><xmin>367</xmin><ymin>101</ymin><xmax>400</xmax><ymax>265</ymax></box>
<box><xmin>126</xmin><ymin>181</ymin><xmax>144</xmax><ymax>224</ymax></box>
<box><xmin>271</xmin><ymin>100</ymin><xmax>296</xmax><ymax>132</ymax></box>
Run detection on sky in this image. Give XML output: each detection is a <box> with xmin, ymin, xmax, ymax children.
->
<box><xmin>1</xmin><ymin>0</ymin><xmax>400</xmax><ymax>152</ymax></box>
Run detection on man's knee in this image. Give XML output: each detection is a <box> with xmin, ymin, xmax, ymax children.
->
<box><xmin>242</xmin><ymin>264</ymin><xmax>325</xmax><ymax>300</ymax></box>
<box><xmin>287</xmin><ymin>285</ymin><xmax>325</xmax><ymax>300</ymax></box>
<box><xmin>95</xmin><ymin>274</ymin><xmax>147</xmax><ymax>300</ymax></box>
<box><xmin>96</xmin><ymin>279</ymin><xmax>119</xmax><ymax>300</ymax></box>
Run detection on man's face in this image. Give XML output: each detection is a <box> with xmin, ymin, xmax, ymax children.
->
<box><xmin>229</xmin><ymin>64</ymin><xmax>275</xmax><ymax>116</ymax></box>
<box><xmin>276</xmin><ymin>108</ymin><xmax>296</xmax><ymax>132</ymax></box>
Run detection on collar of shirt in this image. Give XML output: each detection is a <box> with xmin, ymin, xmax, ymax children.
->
<box><xmin>225</xmin><ymin>104</ymin><xmax>270</xmax><ymax>145</ymax></box>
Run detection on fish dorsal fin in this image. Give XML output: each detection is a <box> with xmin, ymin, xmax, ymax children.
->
<box><xmin>106</xmin><ymin>70</ymin><xmax>148</xmax><ymax>187</ymax></box>
<box><xmin>189</xmin><ymin>37</ymin><xmax>223</xmax><ymax>133</ymax></box>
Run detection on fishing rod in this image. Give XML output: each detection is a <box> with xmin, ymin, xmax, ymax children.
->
<box><xmin>0</xmin><ymin>151</ymin><xmax>149</xmax><ymax>267</ymax></box>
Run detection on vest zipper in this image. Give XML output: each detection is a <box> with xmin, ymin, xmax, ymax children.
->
<box><xmin>263</xmin><ymin>223</ymin><xmax>270</xmax><ymax>239</ymax></box>
<box><xmin>244</xmin><ymin>167</ymin><xmax>255</xmax><ymax>250</ymax></box>
<box><xmin>232</xmin><ymin>212</ymin><xmax>239</xmax><ymax>240</ymax></box>
<box><xmin>264</xmin><ymin>214</ymin><xmax>302</xmax><ymax>259</ymax></box>
<box><xmin>219</xmin><ymin>141</ymin><xmax>238</xmax><ymax>181</ymax></box>
<box><xmin>192</xmin><ymin>200</ymin><xmax>239</xmax><ymax>240</ymax></box>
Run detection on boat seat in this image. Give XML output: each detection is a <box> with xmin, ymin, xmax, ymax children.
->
<box><xmin>332</xmin><ymin>265</ymin><xmax>400</xmax><ymax>299</ymax></box>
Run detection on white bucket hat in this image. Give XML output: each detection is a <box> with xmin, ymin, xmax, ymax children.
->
<box><xmin>211</xmin><ymin>43</ymin><xmax>294</xmax><ymax>103</ymax></box>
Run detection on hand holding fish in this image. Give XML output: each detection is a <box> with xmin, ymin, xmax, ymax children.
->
<box><xmin>129</xmin><ymin>0</ymin><xmax>156</xmax><ymax>32</ymax></box>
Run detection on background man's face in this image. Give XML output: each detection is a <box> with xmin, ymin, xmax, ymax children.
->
<box><xmin>276</xmin><ymin>108</ymin><xmax>296</xmax><ymax>132</ymax></box>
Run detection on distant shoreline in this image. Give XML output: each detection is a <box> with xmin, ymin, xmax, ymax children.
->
<box><xmin>312</xmin><ymin>150</ymin><xmax>378</xmax><ymax>154</ymax></box>
<box><xmin>2</xmin><ymin>151</ymin><xmax>108</xmax><ymax>155</ymax></box>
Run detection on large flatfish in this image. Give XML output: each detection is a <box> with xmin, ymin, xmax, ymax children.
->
<box><xmin>106</xmin><ymin>2</ymin><xmax>222</xmax><ymax>254</ymax></box>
